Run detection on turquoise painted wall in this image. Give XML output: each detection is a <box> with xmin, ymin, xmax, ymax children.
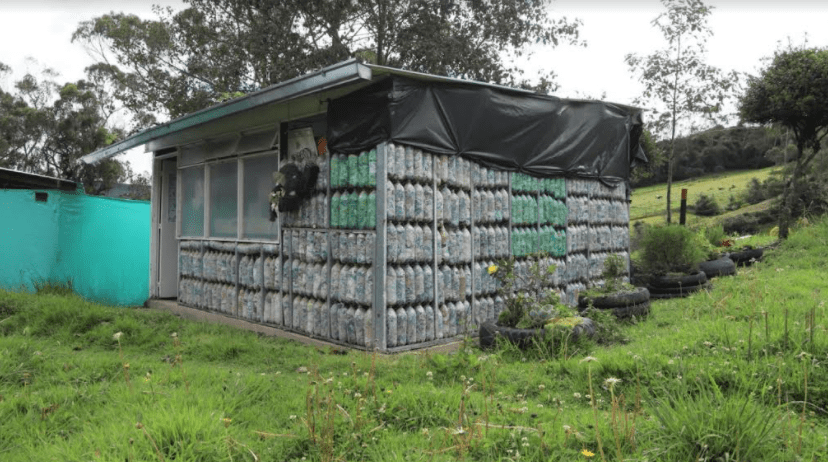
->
<box><xmin>0</xmin><ymin>189</ymin><xmax>150</xmax><ymax>306</ymax></box>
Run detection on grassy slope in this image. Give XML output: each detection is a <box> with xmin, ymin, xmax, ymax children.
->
<box><xmin>631</xmin><ymin>166</ymin><xmax>778</xmax><ymax>226</ymax></box>
<box><xmin>3</xmin><ymin>217</ymin><xmax>828</xmax><ymax>461</ymax></box>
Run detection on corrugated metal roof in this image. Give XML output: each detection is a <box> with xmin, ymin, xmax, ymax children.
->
<box><xmin>0</xmin><ymin>167</ymin><xmax>80</xmax><ymax>191</ymax></box>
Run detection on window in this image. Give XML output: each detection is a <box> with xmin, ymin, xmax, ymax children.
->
<box><xmin>209</xmin><ymin>160</ymin><xmax>238</xmax><ymax>238</ymax></box>
<box><xmin>242</xmin><ymin>153</ymin><xmax>280</xmax><ymax>239</ymax></box>
<box><xmin>180</xmin><ymin>166</ymin><xmax>204</xmax><ymax>237</ymax></box>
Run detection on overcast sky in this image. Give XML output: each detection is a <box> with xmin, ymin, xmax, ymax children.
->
<box><xmin>2</xmin><ymin>0</ymin><xmax>827</xmax><ymax>177</ymax></box>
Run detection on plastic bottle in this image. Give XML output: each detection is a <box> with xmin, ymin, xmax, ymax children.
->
<box><xmin>422</xmin><ymin>226</ymin><xmax>433</xmax><ymax>260</ymax></box>
<box><xmin>354</xmin><ymin>266</ymin><xmax>366</xmax><ymax>306</ymax></box>
<box><xmin>364</xmin><ymin>307</ymin><xmax>374</xmax><ymax>349</ymax></box>
<box><xmin>413</xmin><ymin>148</ymin><xmax>423</xmax><ymax>180</ymax></box>
<box><xmin>414</xmin><ymin>183</ymin><xmax>424</xmax><ymax>221</ymax></box>
<box><xmin>414</xmin><ymin>264</ymin><xmax>425</xmax><ymax>303</ymax></box>
<box><xmin>404</xmin><ymin>146</ymin><xmax>414</xmax><ymax>179</ymax></box>
<box><xmin>413</xmin><ymin>225</ymin><xmax>424</xmax><ymax>261</ymax></box>
<box><xmin>395</xmin><ymin>266</ymin><xmax>406</xmax><ymax>307</ymax></box>
<box><xmin>354</xmin><ymin>308</ymin><xmax>365</xmax><ymax>347</ymax></box>
<box><xmin>347</xmin><ymin>154</ymin><xmax>359</xmax><ymax>187</ymax></box>
<box><xmin>366</xmin><ymin>191</ymin><xmax>377</xmax><ymax>229</ymax></box>
<box><xmin>394</xmin><ymin>182</ymin><xmax>405</xmax><ymax>221</ymax></box>
<box><xmin>356</xmin><ymin>233</ymin><xmax>366</xmax><ymax>265</ymax></box>
<box><xmin>396</xmin><ymin>307</ymin><xmax>407</xmax><ymax>346</ymax></box>
<box><xmin>386</xmin><ymin>307</ymin><xmax>397</xmax><ymax>347</ymax></box>
<box><xmin>395</xmin><ymin>144</ymin><xmax>406</xmax><ymax>180</ymax></box>
<box><xmin>359</xmin><ymin>150</ymin><xmax>369</xmax><ymax>187</ymax></box>
<box><xmin>403</xmin><ymin>265</ymin><xmax>415</xmax><ymax>305</ymax></box>
<box><xmin>422</xmin><ymin>150</ymin><xmax>432</xmax><ymax>181</ymax></box>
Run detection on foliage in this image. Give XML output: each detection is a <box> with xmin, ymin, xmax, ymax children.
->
<box><xmin>637</xmin><ymin>224</ymin><xmax>707</xmax><ymax>275</ymax></box>
<box><xmin>702</xmin><ymin>224</ymin><xmax>727</xmax><ymax>248</ymax></box>
<box><xmin>625</xmin><ymin>0</ymin><xmax>739</xmax><ymax>223</ymax></box>
<box><xmin>647</xmin><ymin>379</ymin><xmax>781</xmax><ymax>461</ymax></box>
<box><xmin>491</xmin><ymin>255</ymin><xmax>568</xmax><ymax>329</ymax></box>
<box><xmin>72</xmin><ymin>0</ymin><xmax>582</xmax><ymax>125</ymax></box>
<box><xmin>740</xmin><ymin>44</ymin><xmax>828</xmax><ymax>238</ymax></box>
<box><xmin>630</xmin><ymin>127</ymin><xmax>665</xmax><ymax>183</ymax></box>
<box><xmin>5</xmin><ymin>217</ymin><xmax>828</xmax><ymax>460</ymax></box>
<box><xmin>0</xmin><ymin>63</ymin><xmax>145</xmax><ymax>195</ymax></box>
<box><xmin>693</xmin><ymin>193</ymin><xmax>721</xmax><ymax>216</ymax></box>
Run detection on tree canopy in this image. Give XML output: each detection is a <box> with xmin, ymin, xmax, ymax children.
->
<box><xmin>625</xmin><ymin>0</ymin><xmax>738</xmax><ymax>223</ymax></box>
<box><xmin>739</xmin><ymin>45</ymin><xmax>828</xmax><ymax>237</ymax></box>
<box><xmin>0</xmin><ymin>63</ymin><xmax>146</xmax><ymax>197</ymax></box>
<box><xmin>72</xmin><ymin>0</ymin><xmax>582</xmax><ymax>127</ymax></box>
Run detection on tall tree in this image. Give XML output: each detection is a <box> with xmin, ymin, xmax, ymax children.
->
<box><xmin>625</xmin><ymin>0</ymin><xmax>738</xmax><ymax>223</ymax></box>
<box><xmin>740</xmin><ymin>46</ymin><xmax>828</xmax><ymax>238</ymax></box>
<box><xmin>0</xmin><ymin>64</ymin><xmax>140</xmax><ymax>195</ymax></box>
<box><xmin>72</xmin><ymin>0</ymin><xmax>582</xmax><ymax>126</ymax></box>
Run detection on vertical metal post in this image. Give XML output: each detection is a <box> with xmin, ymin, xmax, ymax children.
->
<box><xmin>372</xmin><ymin>142</ymin><xmax>388</xmax><ymax>351</ymax></box>
<box><xmin>326</xmin><ymin>151</ymin><xmax>333</xmax><ymax>339</ymax></box>
<box><xmin>432</xmin><ymin>154</ymin><xmax>439</xmax><ymax>341</ymax></box>
<box><xmin>469</xmin><ymin>173</ymin><xmax>476</xmax><ymax>329</ymax></box>
<box><xmin>507</xmin><ymin>173</ymin><xmax>513</xmax><ymax>256</ymax></box>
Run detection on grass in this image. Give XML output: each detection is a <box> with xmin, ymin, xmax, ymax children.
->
<box><xmin>3</xmin><ymin>216</ymin><xmax>828</xmax><ymax>460</ymax></box>
<box><xmin>631</xmin><ymin>166</ymin><xmax>779</xmax><ymax>226</ymax></box>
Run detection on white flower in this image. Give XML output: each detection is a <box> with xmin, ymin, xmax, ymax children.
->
<box><xmin>113</xmin><ymin>332</ymin><xmax>123</xmax><ymax>341</ymax></box>
<box><xmin>573</xmin><ymin>392</ymin><xmax>582</xmax><ymax>399</ymax></box>
<box><xmin>580</xmin><ymin>356</ymin><xmax>598</xmax><ymax>363</ymax></box>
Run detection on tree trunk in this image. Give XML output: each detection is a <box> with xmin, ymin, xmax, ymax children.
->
<box><xmin>666</xmin><ymin>34</ymin><xmax>682</xmax><ymax>225</ymax></box>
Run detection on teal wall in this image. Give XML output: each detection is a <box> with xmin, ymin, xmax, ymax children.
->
<box><xmin>0</xmin><ymin>189</ymin><xmax>150</xmax><ymax>306</ymax></box>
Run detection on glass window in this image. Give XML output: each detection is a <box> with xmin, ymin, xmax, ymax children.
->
<box><xmin>243</xmin><ymin>154</ymin><xmax>280</xmax><ymax>240</ymax></box>
<box><xmin>209</xmin><ymin>160</ymin><xmax>238</xmax><ymax>238</ymax></box>
<box><xmin>180</xmin><ymin>166</ymin><xmax>204</xmax><ymax>237</ymax></box>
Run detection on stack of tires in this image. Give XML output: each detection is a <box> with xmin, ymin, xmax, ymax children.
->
<box><xmin>578</xmin><ymin>286</ymin><xmax>650</xmax><ymax>318</ymax></box>
<box><xmin>727</xmin><ymin>247</ymin><xmax>764</xmax><ymax>267</ymax></box>
<box><xmin>647</xmin><ymin>272</ymin><xmax>711</xmax><ymax>299</ymax></box>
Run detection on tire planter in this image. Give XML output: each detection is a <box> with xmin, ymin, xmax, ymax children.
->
<box><xmin>479</xmin><ymin>317</ymin><xmax>595</xmax><ymax>350</ymax></box>
<box><xmin>647</xmin><ymin>271</ymin><xmax>711</xmax><ymax>299</ymax></box>
<box><xmin>578</xmin><ymin>287</ymin><xmax>651</xmax><ymax>319</ymax></box>
<box><xmin>649</xmin><ymin>282</ymin><xmax>713</xmax><ymax>299</ymax></box>
<box><xmin>728</xmin><ymin>247</ymin><xmax>764</xmax><ymax>267</ymax></box>
<box><xmin>698</xmin><ymin>257</ymin><xmax>736</xmax><ymax>278</ymax></box>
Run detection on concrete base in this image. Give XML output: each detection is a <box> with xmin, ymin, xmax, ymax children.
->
<box><xmin>145</xmin><ymin>299</ymin><xmax>463</xmax><ymax>355</ymax></box>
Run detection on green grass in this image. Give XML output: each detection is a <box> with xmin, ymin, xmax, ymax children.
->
<box><xmin>631</xmin><ymin>167</ymin><xmax>779</xmax><ymax>225</ymax></box>
<box><xmin>3</xmin><ymin>217</ymin><xmax>828</xmax><ymax>460</ymax></box>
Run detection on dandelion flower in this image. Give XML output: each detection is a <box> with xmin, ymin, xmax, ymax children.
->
<box><xmin>222</xmin><ymin>418</ymin><xmax>232</xmax><ymax>428</ymax></box>
<box><xmin>581</xmin><ymin>448</ymin><xmax>595</xmax><ymax>457</ymax></box>
<box><xmin>604</xmin><ymin>377</ymin><xmax>621</xmax><ymax>388</ymax></box>
<box><xmin>113</xmin><ymin>332</ymin><xmax>123</xmax><ymax>341</ymax></box>
<box><xmin>573</xmin><ymin>392</ymin><xmax>582</xmax><ymax>399</ymax></box>
<box><xmin>488</xmin><ymin>265</ymin><xmax>498</xmax><ymax>275</ymax></box>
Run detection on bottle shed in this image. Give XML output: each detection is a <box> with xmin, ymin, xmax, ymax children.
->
<box><xmin>81</xmin><ymin>59</ymin><xmax>646</xmax><ymax>352</ymax></box>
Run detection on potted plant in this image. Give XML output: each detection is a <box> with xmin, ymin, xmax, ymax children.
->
<box><xmin>635</xmin><ymin>225</ymin><xmax>711</xmax><ymax>299</ymax></box>
<box><xmin>578</xmin><ymin>254</ymin><xmax>650</xmax><ymax>318</ymax></box>
<box><xmin>479</xmin><ymin>254</ymin><xmax>594</xmax><ymax>350</ymax></box>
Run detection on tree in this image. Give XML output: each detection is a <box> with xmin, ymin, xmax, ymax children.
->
<box><xmin>72</xmin><ymin>0</ymin><xmax>582</xmax><ymax>125</ymax></box>
<box><xmin>739</xmin><ymin>46</ymin><xmax>828</xmax><ymax>238</ymax></box>
<box><xmin>625</xmin><ymin>0</ymin><xmax>738</xmax><ymax>223</ymax></box>
<box><xmin>0</xmin><ymin>64</ymin><xmax>142</xmax><ymax>195</ymax></box>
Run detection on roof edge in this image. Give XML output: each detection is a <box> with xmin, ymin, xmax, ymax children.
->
<box><xmin>80</xmin><ymin>59</ymin><xmax>372</xmax><ymax>165</ymax></box>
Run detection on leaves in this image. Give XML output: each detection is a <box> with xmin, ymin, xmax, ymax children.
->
<box><xmin>71</xmin><ymin>0</ymin><xmax>582</xmax><ymax>126</ymax></box>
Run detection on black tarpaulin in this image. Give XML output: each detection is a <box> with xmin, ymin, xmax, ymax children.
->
<box><xmin>327</xmin><ymin>76</ymin><xmax>646</xmax><ymax>184</ymax></box>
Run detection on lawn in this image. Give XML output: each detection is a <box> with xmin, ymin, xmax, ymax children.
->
<box><xmin>2</xmin><ymin>216</ymin><xmax>828</xmax><ymax>461</ymax></box>
<box><xmin>630</xmin><ymin>167</ymin><xmax>779</xmax><ymax>226</ymax></box>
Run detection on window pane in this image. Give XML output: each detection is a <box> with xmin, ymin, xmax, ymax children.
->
<box><xmin>181</xmin><ymin>166</ymin><xmax>204</xmax><ymax>237</ymax></box>
<box><xmin>209</xmin><ymin>161</ymin><xmax>238</xmax><ymax>238</ymax></box>
<box><xmin>243</xmin><ymin>154</ymin><xmax>280</xmax><ymax>240</ymax></box>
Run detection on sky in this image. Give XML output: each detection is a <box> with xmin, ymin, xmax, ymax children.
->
<box><xmin>1</xmin><ymin>0</ymin><xmax>827</xmax><ymax>179</ymax></box>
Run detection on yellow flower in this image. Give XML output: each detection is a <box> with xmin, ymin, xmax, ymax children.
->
<box><xmin>222</xmin><ymin>417</ymin><xmax>232</xmax><ymax>428</ymax></box>
<box><xmin>581</xmin><ymin>449</ymin><xmax>595</xmax><ymax>457</ymax></box>
<box><xmin>487</xmin><ymin>265</ymin><xmax>498</xmax><ymax>275</ymax></box>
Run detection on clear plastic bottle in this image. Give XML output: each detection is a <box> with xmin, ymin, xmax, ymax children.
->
<box><xmin>354</xmin><ymin>308</ymin><xmax>365</xmax><ymax>347</ymax></box>
<box><xmin>404</xmin><ymin>146</ymin><xmax>414</xmax><ymax>179</ymax></box>
<box><xmin>396</xmin><ymin>307</ymin><xmax>407</xmax><ymax>346</ymax></box>
<box><xmin>413</xmin><ymin>148</ymin><xmax>423</xmax><ymax>180</ymax></box>
<box><xmin>386</xmin><ymin>307</ymin><xmax>397</xmax><ymax>347</ymax></box>
<box><xmin>396</xmin><ymin>266</ymin><xmax>406</xmax><ymax>307</ymax></box>
<box><xmin>364</xmin><ymin>308</ymin><xmax>374</xmax><ymax>349</ymax></box>
<box><xmin>366</xmin><ymin>191</ymin><xmax>377</xmax><ymax>229</ymax></box>
<box><xmin>394</xmin><ymin>182</ymin><xmax>405</xmax><ymax>221</ymax></box>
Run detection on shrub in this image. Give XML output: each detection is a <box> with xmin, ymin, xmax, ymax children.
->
<box><xmin>491</xmin><ymin>254</ymin><xmax>569</xmax><ymax>329</ymax></box>
<box><xmin>693</xmin><ymin>193</ymin><xmax>721</xmax><ymax>216</ymax></box>
<box><xmin>703</xmin><ymin>224</ymin><xmax>727</xmax><ymax>247</ymax></box>
<box><xmin>637</xmin><ymin>225</ymin><xmax>707</xmax><ymax>275</ymax></box>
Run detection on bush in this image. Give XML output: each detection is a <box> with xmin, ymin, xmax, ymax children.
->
<box><xmin>693</xmin><ymin>193</ymin><xmax>721</xmax><ymax>216</ymax></box>
<box><xmin>637</xmin><ymin>225</ymin><xmax>707</xmax><ymax>275</ymax></box>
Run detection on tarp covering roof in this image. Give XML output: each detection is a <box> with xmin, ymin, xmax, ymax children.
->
<box><xmin>328</xmin><ymin>76</ymin><xmax>645</xmax><ymax>184</ymax></box>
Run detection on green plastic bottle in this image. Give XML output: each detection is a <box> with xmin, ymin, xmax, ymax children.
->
<box><xmin>367</xmin><ymin>191</ymin><xmax>377</xmax><ymax>229</ymax></box>
<box><xmin>330</xmin><ymin>154</ymin><xmax>340</xmax><ymax>188</ymax></box>
<box><xmin>367</xmin><ymin>149</ymin><xmax>377</xmax><ymax>186</ymax></box>
<box><xmin>330</xmin><ymin>192</ymin><xmax>341</xmax><ymax>228</ymax></box>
